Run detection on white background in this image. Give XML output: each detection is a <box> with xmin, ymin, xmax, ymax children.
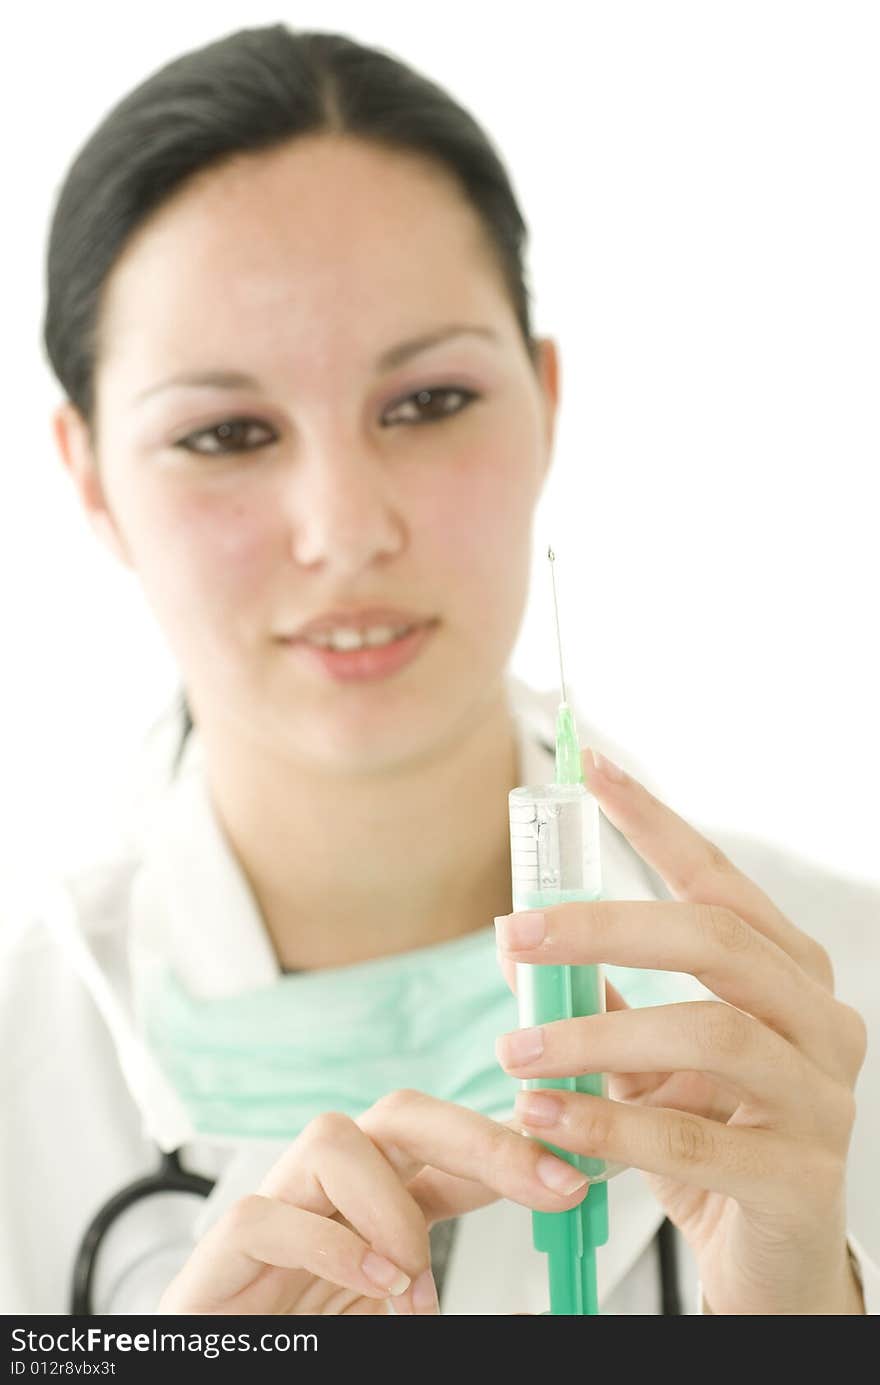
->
<box><xmin>3</xmin><ymin>1</ymin><xmax>878</xmax><ymax>891</ymax></box>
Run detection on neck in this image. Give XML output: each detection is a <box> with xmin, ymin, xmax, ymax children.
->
<box><xmin>196</xmin><ymin>680</ymin><xmax>520</xmax><ymax>971</ymax></box>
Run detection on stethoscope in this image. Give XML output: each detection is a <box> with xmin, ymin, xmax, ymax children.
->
<box><xmin>70</xmin><ymin>731</ymin><xmax>682</xmax><ymax>1315</ymax></box>
<box><xmin>70</xmin><ymin>1143</ymin><xmax>681</xmax><ymax>1314</ymax></box>
<box><xmin>70</xmin><ymin>1148</ymin><xmax>215</xmax><ymax>1315</ymax></box>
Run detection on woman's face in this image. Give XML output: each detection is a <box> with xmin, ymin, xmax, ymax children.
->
<box><xmin>55</xmin><ymin>135</ymin><xmax>559</xmax><ymax>771</ymax></box>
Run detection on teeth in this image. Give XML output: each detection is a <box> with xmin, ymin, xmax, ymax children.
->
<box><xmin>305</xmin><ymin>624</ymin><xmax>414</xmax><ymax>651</ymax></box>
<box><xmin>363</xmin><ymin>624</ymin><xmax>413</xmax><ymax>648</ymax></box>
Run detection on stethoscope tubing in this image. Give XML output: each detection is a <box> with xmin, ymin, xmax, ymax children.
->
<box><xmin>70</xmin><ymin>1148</ymin><xmax>215</xmax><ymax>1315</ymax></box>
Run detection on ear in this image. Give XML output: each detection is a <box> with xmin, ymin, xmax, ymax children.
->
<box><xmin>51</xmin><ymin>401</ymin><xmax>133</xmax><ymax>569</ymax></box>
<box><xmin>533</xmin><ymin>336</ymin><xmax>560</xmax><ymax>473</ymax></box>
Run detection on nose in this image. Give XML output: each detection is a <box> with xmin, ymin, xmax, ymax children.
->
<box><xmin>285</xmin><ymin>444</ymin><xmax>407</xmax><ymax>575</ymax></box>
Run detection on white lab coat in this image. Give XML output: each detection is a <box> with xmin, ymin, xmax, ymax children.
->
<box><xmin>1</xmin><ymin>674</ymin><xmax>877</xmax><ymax>1315</ymax></box>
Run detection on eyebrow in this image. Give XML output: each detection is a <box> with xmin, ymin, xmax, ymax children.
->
<box><xmin>132</xmin><ymin>324</ymin><xmax>501</xmax><ymax>404</ymax></box>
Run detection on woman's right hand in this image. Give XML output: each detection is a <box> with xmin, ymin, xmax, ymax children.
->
<box><xmin>157</xmin><ymin>1088</ymin><xmax>590</xmax><ymax>1315</ymax></box>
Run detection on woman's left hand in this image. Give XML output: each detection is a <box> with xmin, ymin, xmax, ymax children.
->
<box><xmin>494</xmin><ymin>748</ymin><xmax>868</xmax><ymax>1315</ymax></box>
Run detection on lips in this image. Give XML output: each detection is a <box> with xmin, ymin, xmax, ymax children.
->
<box><xmin>289</xmin><ymin>607</ymin><xmax>433</xmax><ymax>641</ymax></box>
<box><xmin>281</xmin><ymin>619</ymin><xmax>438</xmax><ymax>683</ymax></box>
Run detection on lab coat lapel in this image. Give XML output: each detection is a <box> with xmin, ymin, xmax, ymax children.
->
<box><xmin>129</xmin><ymin>748</ymin><xmax>279</xmax><ymax>1001</ymax></box>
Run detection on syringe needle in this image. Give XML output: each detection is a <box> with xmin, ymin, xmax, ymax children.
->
<box><xmin>547</xmin><ymin>546</ymin><xmax>567</xmax><ymax>705</ymax></box>
<box><xmin>548</xmin><ymin>546</ymin><xmax>583</xmax><ymax>785</ymax></box>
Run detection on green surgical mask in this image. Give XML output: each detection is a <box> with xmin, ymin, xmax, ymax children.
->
<box><xmin>136</xmin><ymin>923</ymin><xmax>702</xmax><ymax>1142</ymax></box>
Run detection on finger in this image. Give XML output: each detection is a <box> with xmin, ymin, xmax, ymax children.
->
<box><xmin>604</xmin><ymin>976</ymin><xmax>630</xmax><ymax>1012</ymax></box>
<box><xmin>404</xmin><ymin>1116</ymin><xmax>532</xmax><ymax>1224</ymax></box>
<box><xmin>256</xmin><ymin>1111</ymin><xmax>430</xmax><ymax>1291</ymax></box>
<box><xmin>496</xmin><ymin>899</ymin><xmax>856</xmax><ymax>1085</ymax></box>
<box><xmin>497</xmin><ymin>1002</ymin><xmax>849</xmax><ymax>1138</ymax></box>
<box><xmin>356</xmin><ymin>1089</ymin><xmax>592</xmax><ymax>1210</ymax></box>
<box><xmin>160</xmin><ymin>1195</ymin><xmax>412</xmax><ymax>1312</ymax></box>
<box><xmin>512</xmin><ymin>1088</ymin><xmax>805</xmax><ymax>1212</ymax></box>
<box><xmin>259</xmin><ymin>1113</ymin><xmax>440</xmax><ymax>1317</ymax></box>
<box><xmin>581</xmin><ymin>747</ymin><xmax>833</xmax><ymax>990</ymax></box>
<box><xmin>498</xmin><ymin>946</ymin><xmax>517</xmax><ymax>995</ymax></box>
<box><xmin>595</xmin><ymin>978</ymin><xmax>681</xmax><ymax>1108</ymax></box>
<box><xmin>259</xmin><ymin>1096</ymin><xmax>591</xmax><ymax>1274</ymax></box>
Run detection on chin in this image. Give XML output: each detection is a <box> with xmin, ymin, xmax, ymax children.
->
<box><xmin>291</xmin><ymin>680</ymin><xmax>474</xmax><ymax>771</ymax></box>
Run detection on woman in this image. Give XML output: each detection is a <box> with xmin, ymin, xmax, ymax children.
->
<box><xmin>5</xmin><ymin>23</ymin><xmax>876</xmax><ymax>1315</ymax></box>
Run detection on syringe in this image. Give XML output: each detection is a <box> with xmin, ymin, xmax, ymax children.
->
<box><xmin>506</xmin><ymin>547</ymin><xmax>612</xmax><ymax>1314</ymax></box>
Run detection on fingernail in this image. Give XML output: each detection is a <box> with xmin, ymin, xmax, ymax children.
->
<box><xmin>536</xmin><ymin>1154</ymin><xmax>589</xmax><ymax>1195</ymax></box>
<box><xmin>516</xmin><ymin>1090</ymin><xmax>562</xmax><ymax>1126</ymax></box>
<box><xmin>494</xmin><ymin>910</ymin><xmax>546</xmax><ymax>950</ymax></box>
<box><xmin>590</xmin><ymin>748</ymin><xmax>628</xmax><ymax>783</ymax></box>
<box><xmin>496</xmin><ymin>1026</ymin><xmax>544</xmax><ymax>1066</ymax></box>
<box><xmin>362</xmin><ymin>1251</ymin><xmax>411</xmax><ymax>1296</ymax></box>
<box><xmin>411</xmin><ymin>1267</ymin><xmax>439</xmax><ymax>1313</ymax></box>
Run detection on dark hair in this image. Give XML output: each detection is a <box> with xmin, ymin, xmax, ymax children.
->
<box><xmin>42</xmin><ymin>24</ymin><xmax>540</xmax><ymax>775</ymax></box>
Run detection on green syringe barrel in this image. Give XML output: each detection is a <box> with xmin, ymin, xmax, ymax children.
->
<box><xmin>519</xmin><ymin>951</ymin><xmax>609</xmax><ymax>1313</ymax></box>
<box><xmin>508</xmin><ymin>779</ymin><xmax>610</xmax><ymax>1314</ymax></box>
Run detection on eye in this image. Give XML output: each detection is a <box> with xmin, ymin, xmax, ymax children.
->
<box><xmin>174</xmin><ymin>417</ymin><xmax>276</xmax><ymax>456</ymax></box>
<box><xmin>173</xmin><ymin>386</ymin><xmax>479</xmax><ymax>457</ymax></box>
<box><xmin>382</xmin><ymin>386</ymin><xmax>478</xmax><ymax>426</ymax></box>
